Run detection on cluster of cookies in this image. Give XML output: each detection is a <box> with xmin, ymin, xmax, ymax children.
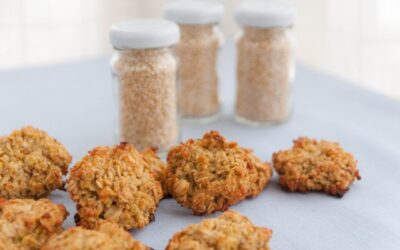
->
<box><xmin>0</xmin><ymin>126</ymin><xmax>361</xmax><ymax>249</ymax></box>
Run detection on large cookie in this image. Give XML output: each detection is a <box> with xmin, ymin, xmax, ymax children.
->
<box><xmin>166</xmin><ymin>131</ymin><xmax>272</xmax><ymax>215</ymax></box>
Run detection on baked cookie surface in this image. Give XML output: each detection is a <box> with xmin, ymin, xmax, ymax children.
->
<box><xmin>0</xmin><ymin>126</ymin><xmax>72</xmax><ymax>199</ymax></box>
<box><xmin>166</xmin><ymin>131</ymin><xmax>272</xmax><ymax>215</ymax></box>
<box><xmin>0</xmin><ymin>198</ymin><xmax>68</xmax><ymax>250</ymax></box>
<box><xmin>272</xmin><ymin>137</ymin><xmax>361</xmax><ymax>197</ymax></box>
<box><xmin>166</xmin><ymin>210</ymin><xmax>272</xmax><ymax>250</ymax></box>
<box><xmin>67</xmin><ymin>143</ymin><xmax>163</xmax><ymax>230</ymax></box>
<box><xmin>141</xmin><ymin>148</ymin><xmax>168</xmax><ymax>196</ymax></box>
<box><xmin>42</xmin><ymin>220</ymin><xmax>150</xmax><ymax>250</ymax></box>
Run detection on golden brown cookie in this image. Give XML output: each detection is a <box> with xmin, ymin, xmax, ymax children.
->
<box><xmin>141</xmin><ymin>148</ymin><xmax>168</xmax><ymax>196</ymax></box>
<box><xmin>0</xmin><ymin>126</ymin><xmax>72</xmax><ymax>199</ymax></box>
<box><xmin>166</xmin><ymin>210</ymin><xmax>272</xmax><ymax>250</ymax></box>
<box><xmin>0</xmin><ymin>198</ymin><xmax>68</xmax><ymax>250</ymax></box>
<box><xmin>42</xmin><ymin>220</ymin><xmax>150</xmax><ymax>250</ymax></box>
<box><xmin>166</xmin><ymin>131</ymin><xmax>272</xmax><ymax>215</ymax></box>
<box><xmin>272</xmin><ymin>137</ymin><xmax>361</xmax><ymax>197</ymax></box>
<box><xmin>67</xmin><ymin>143</ymin><xmax>163</xmax><ymax>230</ymax></box>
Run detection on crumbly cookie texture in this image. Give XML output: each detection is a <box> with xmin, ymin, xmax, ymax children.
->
<box><xmin>141</xmin><ymin>148</ymin><xmax>168</xmax><ymax>196</ymax></box>
<box><xmin>272</xmin><ymin>137</ymin><xmax>361</xmax><ymax>197</ymax></box>
<box><xmin>0</xmin><ymin>126</ymin><xmax>72</xmax><ymax>199</ymax></box>
<box><xmin>67</xmin><ymin>143</ymin><xmax>163</xmax><ymax>230</ymax></box>
<box><xmin>166</xmin><ymin>131</ymin><xmax>272</xmax><ymax>215</ymax></box>
<box><xmin>42</xmin><ymin>220</ymin><xmax>150</xmax><ymax>250</ymax></box>
<box><xmin>166</xmin><ymin>210</ymin><xmax>272</xmax><ymax>250</ymax></box>
<box><xmin>0</xmin><ymin>198</ymin><xmax>68</xmax><ymax>250</ymax></box>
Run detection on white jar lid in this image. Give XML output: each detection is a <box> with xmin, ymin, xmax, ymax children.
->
<box><xmin>110</xmin><ymin>19</ymin><xmax>180</xmax><ymax>49</ymax></box>
<box><xmin>235</xmin><ymin>1</ymin><xmax>295</xmax><ymax>28</ymax></box>
<box><xmin>163</xmin><ymin>0</ymin><xmax>224</xmax><ymax>25</ymax></box>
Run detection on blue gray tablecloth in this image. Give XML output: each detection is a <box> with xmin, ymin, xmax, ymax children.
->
<box><xmin>0</xmin><ymin>42</ymin><xmax>399</xmax><ymax>249</ymax></box>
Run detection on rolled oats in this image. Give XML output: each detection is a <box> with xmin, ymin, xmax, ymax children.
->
<box><xmin>67</xmin><ymin>143</ymin><xmax>163</xmax><ymax>230</ymax></box>
<box><xmin>42</xmin><ymin>220</ymin><xmax>150</xmax><ymax>250</ymax></box>
<box><xmin>0</xmin><ymin>198</ymin><xmax>68</xmax><ymax>250</ymax></box>
<box><xmin>166</xmin><ymin>210</ymin><xmax>272</xmax><ymax>250</ymax></box>
<box><xmin>166</xmin><ymin>131</ymin><xmax>272</xmax><ymax>215</ymax></box>
<box><xmin>272</xmin><ymin>137</ymin><xmax>361</xmax><ymax>197</ymax></box>
<box><xmin>0</xmin><ymin>126</ymin><xmax>71</xmax><ymax>199</ymax></box>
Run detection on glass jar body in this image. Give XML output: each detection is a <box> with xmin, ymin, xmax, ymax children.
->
<box><xmin>176</xmin><ymin>24</ymin><xmax>223</xmax><ymax>121</ymax></box>
<box><xmin>111</xmin><ymin>48</ymin><xmax>179</xmax><ymax>152</ymax></box>
<box><xmin>235</xmin><ymin>26</ymin><xmax>295</xmax><ymax>126</ymax></box>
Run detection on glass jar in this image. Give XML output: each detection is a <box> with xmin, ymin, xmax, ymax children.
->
<box><xmin>164</xmin><ymin>0</ymin><xmax>224</xmax><ymax>122</ymax></box>
<box><xmin>235</xmin><ymin>1</ymin><xmax>296</xmax><ymax>126</ymax></box>
<box><xmin>110</xmin><ymin>19</ymin><xmax>180</xmax><ymax>152</ymax></box>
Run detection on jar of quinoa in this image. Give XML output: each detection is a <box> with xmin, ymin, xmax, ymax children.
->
<box><xmin>164</xmin><ymin>0</ymin><xmax>224</xmax><ymax>122</ymax></box>
<box><xmin>234</xmin><ymin>1</ymin><xmax>296</xmax><ymax>126</ymax></box>
<box><xmin>110</xmin><ymin>19</ymin><xmax>180</xmax><ymax>152</ymax></box>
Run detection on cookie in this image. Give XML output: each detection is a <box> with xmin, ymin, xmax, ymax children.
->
<box><xmin>0</xmin><ymin>126</ymin><xmax>72</xmax><ymax>199</ymax></box>
<box><xmin>67</xmin><ymin>143</ymin><xmax>163</xmax><ymax>230</ymax></box>
<box><xmin>272</xmin><ymin>137</ymin><xmax>361</xmax><ymax>197</ymax></box>
<box><xmin>166</xmin><ymin>210</ymin><xmax>272</xmax><ymax>250</ymax></box>
<box><xmin>0</xmin><ymin>198</ymin><xmax>68</xmax><ymax>250</ymax></box>
<box><xmin>42</xmin><ymin>220</ymin><xmax>150</xmax><ymax>250</ymax></box>
<box><xmin>141</xmin><ymin>148</ymin><xmax>168</xmax><ymax>196</ymax></box>
<box><xmin>166</xmin><ymin>131</ymin><xmax>272</xmax><ymax>215</ymax></box>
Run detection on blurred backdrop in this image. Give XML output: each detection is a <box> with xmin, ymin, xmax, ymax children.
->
<box><xmin>1</xmin><ymin>0</ymin><xmax>399</xmax><ymax>99</ymax></box>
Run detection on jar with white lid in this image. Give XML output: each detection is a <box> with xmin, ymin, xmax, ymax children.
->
<box><xmin>110</xmin><ymin>19</ymin><xmax>180</xmax><ymax>152</ymax></box>
<box><xmin>164</xmin><ymin>0</ymin><xmax>224</xmax><ymax>122</ymax></box>
<box><xmin>235</xmin><ymin>1</ymin><xmax>296</xmax><ymax>126</ymax></box>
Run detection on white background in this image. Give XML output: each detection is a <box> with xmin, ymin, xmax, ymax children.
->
<box><xmin>0</xmin><ymin>0</ymin><xmax>400</xmax><ymax>100</ymax></box>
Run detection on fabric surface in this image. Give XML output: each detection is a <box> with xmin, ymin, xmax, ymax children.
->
<box><xmin>0</xmin><ymin>41</ymin><xmax>399</xmax><ymax>249</ymax></box>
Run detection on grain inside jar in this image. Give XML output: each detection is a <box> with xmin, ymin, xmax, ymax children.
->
<box><xmin>110</xmin><ymin>19</ymin><xmax>180</xmax><ymax>152</ymax></box>
<box><xmin>236</xmin><ymin>27</ymin><xmax>294</xmax><ymax>123</ymax></box>
<box><xmin>235</xmin><ymin>1</ymin><xmax>296</xmax><ymax>126</ymax></box>
<box><xmin>114</xmin><ymin>49</ymin><xmax>178</xmax><ymax>151</ymax></box>
<box><xmin>164</xmin><ymin>0</ymin><xmax>224</xmax><ymax>121</ymax></box>
<box><xmin>177</xmin><ymin>24</ymin><xmax>221</xmax><ymax>118</ymax></box>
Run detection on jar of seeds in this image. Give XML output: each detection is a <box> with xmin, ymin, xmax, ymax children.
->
<box><xmin>110</xmin><ymin>19</ymin><xmax>180</xmax><ymax>152</ymax></box>
<box><xmin>164</xmin><ymin>0</ymin><xmax>224</xmax><ymax>122</ymax></box>
<box><xmin>235</xmin><ymin>1</ymin><xmax>296</xmax><ymax>126</ymax></box>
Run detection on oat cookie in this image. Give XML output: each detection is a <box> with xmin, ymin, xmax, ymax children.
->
<box><xmin>0</xmin><ymin>198</ymin><xmax>68</xmax><ymax>250</ymax></box>
<box><xmin>42</xmin><ymin>220</ymin><xmax>150</xmax><ymax>250</ymax></box>
<box><xmin>67</xmin><ymin>143</ymin><xmax>163</xmax><ymax>230</ymax></box>
<box><xmin>166</xmin><ymin>210</ymin><xmax>272</xmax><ymax>250</ymax></box>
<box><xmin>272</xmin><ymin>137</ymin><xmax>361</xmax><ymax>197</ymax></box>
<box><xmin>0</xmin><ymin>126</ymin><xmax>72</xmax><ymax>199</ymax></box>
<box><xmin>141</xmin><ymin>148</ymin><xmax>168</xmax><ymax>196</ymax></box>
<box><xmin>166</xmin><ymin>131</ymin><xmax>272</xmax><ymax>215</ymax></box>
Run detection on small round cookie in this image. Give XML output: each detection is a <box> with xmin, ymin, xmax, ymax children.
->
<box><xmin>272</xmin><ymin>137</ymin><xmax>361</xmax><ymax>197</ymax></box>
<box><xmin>67</xmin><ymin>143</ymin><xmax>163</xmax><ymax>230</ymax></box>
<box><xmin>166</xmin><ymin>131</ymin><xmax>272</xmax><ymax>215</ymax></box>
<box><xmin>42</xmin><ymin>220</ymin><xmax>150</xmax><ymax>250</ymax></box>
<box><xmin>166</xmin><ymin>210</ymin><xmax>272</xmax><ymax>250</ymax></box>
<box><xmin>141</xmin><ymin>148</ymin><xmax>168</xmax><ymax>196</ymax></box>
<box><xmin>0</xmin><ymin>126</ymin><xmax>72</xmax><ymax>199</ymax></box>
<box><xmin>0</xmin><ymin>198</ymin><xmax>68</xmax><ymax>250</ymax></box>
